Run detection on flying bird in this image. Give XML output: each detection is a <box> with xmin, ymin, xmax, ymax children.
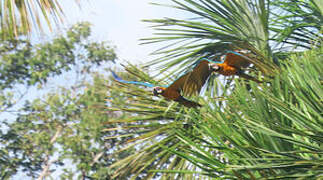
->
<box><xmin>210</xmin><ymin>51</ymin><xmax>263</xmax><ymax>83</ymax></box>
<box><xmin>111</xmin><ymin>59</ymin><xmax>221</xmax><ymax>108</ymax></box>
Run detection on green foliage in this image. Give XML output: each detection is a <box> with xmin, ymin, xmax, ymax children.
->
<box><xmin>0</xmin><ymin>22</ymin><xmax>116</xmax><ymax>90</ymax></box>
<box><xmin>170</xmin><ymin>47</ymin><xmax>322</xmax><ymax>179</ymax></box>
<box><xmin>0</xmin><ymin>0</ymin><xmax>79</xmax><ymax>38</ymax></box>
<box><xmin>270</xmin><ymin>0</ymin><xmax>322</xmax><ymax>49</ymax></box>
<box><xmin>106</xmin><ymin>64</ymin><xmax>230</xmax><ymax>179</ymax></box>
<box><xmin>0</xmin><ymin>0</ymin><xmax>321</xmax><ymax>179</ymax></box>
<box><xmin>142</xmin><ymin>0</ymin><xmax>279</xmax><ymax>77</ymax></box>
<box><xmin>0</xmin><ymin>22</ymin><xmax>118</xmax><ymax>179</ymax></box>
<box><xmin>105</xmin><ymin>0</ymin><xmax>323</xmax><ymax>179</ymax></box>
<box><xmin>0</xmin><ymin>74</ymin><xmax>126</xmax><ymax>179</ymax></box>
<box><xmin>106</xmin><ymin>40</ymin><xmax>322</xmax><ymax>180</ymax></box>
<box><xmin>0</xmin><ymin>21</ymin><xmax>116</xmax><ymax>119</ymax></box>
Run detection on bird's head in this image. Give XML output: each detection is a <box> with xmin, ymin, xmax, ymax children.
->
<box><xmin>209</xmin><ymin>63</ymin><xmax>221</xmax><ymax>72</ymax></box>
<box><xmin>153</xmin><ymin>87</ymin><xmax>165</xmax><ymax>96</ymax></box>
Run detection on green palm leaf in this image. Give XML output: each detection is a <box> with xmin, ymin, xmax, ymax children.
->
<box><xmin>105</xmin><ymin>66</ymin><xmax>209</xmax><ymax>179</ymax></box>
<box><xmin>270</xmin><ymin>0</ymin><xmax>322</xmax><ymax>50</ymax></box>
<box><xmin>142</xmin><ymin>0</ymin><xmax>278</xmax><ymax>77</ymax></box>
<box><xmin>0</xmin><ymin>0</ymin><xmax>78</xmax><ymax>38</ymax></box>
<box><xmin>105</xmin><ymin>1</ymin><xmax>322</xmax><ymax>179</ymax></box>
<box><xmin>167</xmin><ymin>47</ymin><xmax>322</xmax><ymax>178</ymax></box>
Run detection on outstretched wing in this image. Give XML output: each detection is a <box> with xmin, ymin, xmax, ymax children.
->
<box><xmin>224</xmin><ymin>51</ymin><xmax>250</xmax><ymax>68</ymax></box>
<box><xmin>183</xmin><ymin>60</ymin><xmax>214</xmax><ymax>96</ymax></box>
<box><xmin>111</xmin><ymin>70</ymin><xmax>156</xmax><ymax>88</ymax></box>
<box><xmin>166</xmin><ymin>60</ymin><xmax>213</xmax><ymax>96</ymax></box>
<box><xmin>165</xmin><ymin>73</ymin><xmax>190</xmax><ymax>93</ymax></box>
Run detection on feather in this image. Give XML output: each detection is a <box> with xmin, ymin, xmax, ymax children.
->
<box><xmin>110</xmin><ymin>70</ymin><xmax>156</xmax><ymax>88</ymax></box>
<box><xmin>183</xmin><ymin>60</ymin><xmax>213</xmax><ymax>96</ymax></box>
<box><xmin>223</xmin><ymin>51</ymin><xmax>250</xmax><ymax>68</ymax></box>
<box><xmin>200</xmin><ymin>58</ymin><xmax>223</xmax><ymax>64</ymax></box>
<box><xmin>167</xmin><ymin>59</ymin><xmax>215</xmax><ymax>96</ymax></box>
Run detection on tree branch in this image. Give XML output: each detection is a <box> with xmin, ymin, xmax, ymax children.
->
<box><xmin>37</xmin><ymin>126</ymin><xmax>63</xmax><ymax>180</ymax></box>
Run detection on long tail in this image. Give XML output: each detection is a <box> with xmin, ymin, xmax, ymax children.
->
<box><xmin>110</xmin><ymin>70</ymin><xmax>156</xmax><ymax>87</ymax></box>
<box><xmin>176</xmin><ymin>96</ymin><xmax>201</xmax><ymax>108</ymax></box>
<box><xmin>237</xmin><ymin>71</ymin><xmax>263</xmax><ymax>83</ymax></box>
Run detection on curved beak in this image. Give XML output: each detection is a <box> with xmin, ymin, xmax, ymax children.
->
<box><xmin>153</xmin><ymin>88</ymin><xmax>163</xmax><ymax>96</ymax></box>
<box><xmin>153</xmin><ymin>89</ymin><xmax>159</xmax><ymax>96</ymax></box>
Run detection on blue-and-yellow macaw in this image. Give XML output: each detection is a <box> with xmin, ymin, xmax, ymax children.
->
<box><xmin>111</xmin><ymin>59</ymin><xmax>221</xmax><ymax>108</ymax></box>
<box><xmin>210</xmin><ymin>51</ymin><xmax>263</xmax><ymax>83</ymax></box>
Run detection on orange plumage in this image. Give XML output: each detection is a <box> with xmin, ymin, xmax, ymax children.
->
<box><xmin>211</xmin><ymin>51</ymin><xmax>262</xmax><ymax>83</ymax></box>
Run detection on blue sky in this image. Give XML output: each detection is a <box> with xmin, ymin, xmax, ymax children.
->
<box><xmin>59</xmin><ymin>0</ymin><xmax>189</xmax><ymax>64</ymax></box>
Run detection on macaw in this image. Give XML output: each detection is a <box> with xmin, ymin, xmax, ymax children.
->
<box><xmin>210</xmin><ymin>51</ymin><xmax>263</xmax><ymax>83</ymax></box>
<box><xmin>111</xmin><ymin>59</ymin><xmax>221</xmax><ymax>108</ymax></box>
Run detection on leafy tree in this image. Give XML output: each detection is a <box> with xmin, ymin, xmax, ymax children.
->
<box><xmin>0</xmin><ymin>22</ymin><xmax>120</xmax><ymax>179</ymax></box>
<box><xmin>0</xmin><ymin>22</ymin><xmax>115</xmax><ymax>114</ymax></box>
<box><xmin>2</xmin><ymin>75</ymin><xmax>131</xmax><ymax>179</ymax></box>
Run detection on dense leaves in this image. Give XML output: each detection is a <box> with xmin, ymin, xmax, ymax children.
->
<box><xmin>142</xmin><ymin>0</ymin><xmax>279</xmax><ymax>78</ymax></box>
<box><xmin>270</xmin><ymin>0</ymin><xmax>322</xmax><ymax>49</ymax></box>
<box><xmin>0</xmin><ymin>76</ymin><xmax>124</xmax><ymax>179</ymax></box>
<box><xmin>0</xmin><ymin>22</ymin><xmax>116</xmax><ymax>89</ymax></box>
<box><xmin>0</xmin><ymin>23</ymin><xmax>119</xmax><ymax>179</ymax></box>
<box><xmin>104</xmin><ymin>0</ymin><xmax>323</xmax><ymax>179</ymax></box>
<box><xmin>170</xmin><ymin>47</ymin><xmax>322</xmax><ymax>179</ymax></box>
<box><xmin>106</xmin><ymin>40</ymin><xmax>322</xmax><ymax>180</ymax></box>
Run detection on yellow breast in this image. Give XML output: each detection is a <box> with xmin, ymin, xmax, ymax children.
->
<box><xmin>218</xmin><ymin>64</ymin><xmax>238</xmax><ymax>76</ymax></box>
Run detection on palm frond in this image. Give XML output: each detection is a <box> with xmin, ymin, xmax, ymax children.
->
<box><xmin>0</xmin><ymin>0</ymin><xmax>78</xmax><ymax>38</ymax></box>
<box><xmin>142</xmin><ymin>0</ymin><xmax>278</xmax><ymax>77</ymax></box>
<box><xmin>105</xmin><ymin>1</ymin><xmax>322</xmax><ymax>179</ymax></box>
<box><xmin>270</xmin><ymin>0</ymin><xmax>323</xmax><ymax>50</ymax></box>
<box><xmin>105</xmin><ymin>67</ymin><xmax>210</xmax><ymax>179</ymax></box>
<box><xmin>167</xmin><ymin>47</ymin><xmax>323</xmax><ymax>178</ymax></box>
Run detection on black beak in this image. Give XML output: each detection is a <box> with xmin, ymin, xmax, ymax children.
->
<box><xmin>153</xmin><ymin>89</ymin><xmax>158</xmax><ymax>96</ymax></box>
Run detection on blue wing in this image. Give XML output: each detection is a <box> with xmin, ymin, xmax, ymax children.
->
<box><xmin>110</xmin><ymin>70</ymin><xmax>156</xmax><ymax>88</ymax></box>
<box><xmin>200</xmin><ymin>58</ymin><xmax>223</xmax><ymax>64</ymax></box>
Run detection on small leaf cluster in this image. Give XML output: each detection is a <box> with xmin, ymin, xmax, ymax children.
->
<box><xmin>0</xmin><ymin>22</ymin><xmax>116</xmax><ymax>90</ymax></box>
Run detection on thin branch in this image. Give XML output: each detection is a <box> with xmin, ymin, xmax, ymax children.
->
<box><xmin>90</xmin><ymin>151</ymin><xmax>105</xmax><ymax>166</ymax></box>
<box><xmin>37</xmin><ymin>126</ymin><xmax>63</xmax><ymax>180</ymax></box>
